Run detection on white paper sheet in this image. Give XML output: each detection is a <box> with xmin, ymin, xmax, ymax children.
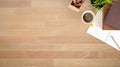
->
<box><xmin>87</xmin><ymin>11</ymin><xmax>120</xmax><ymax>51</ymax></box>
<box><xmin>111</xmin><ymin>31</ymin><xmax>120</xmax><ymax>50</ymax></box>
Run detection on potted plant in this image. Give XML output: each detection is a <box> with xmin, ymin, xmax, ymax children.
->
<box><xmin>90</xmin><ymin>0</ymin><xmax>112</xmax><ymax>10</ymax></box>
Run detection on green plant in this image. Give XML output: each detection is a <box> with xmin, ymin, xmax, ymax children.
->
<box><xmin>90</xmin><ymin>0</ymin><xmax>112</xmax><ymax>10</ymax></box>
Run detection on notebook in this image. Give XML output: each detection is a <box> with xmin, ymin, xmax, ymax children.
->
<box><xmin>87</xmin><ymin>11</ymin><xmax>120</xmax><ymax>51</ymax></box>
<box><xmin>104</xmin><ymin>0</ymin><xmax>120</xmax><ymax>30</ymax></box>
<box><xmin>111</xmin><ymin>31</ymin><xmax>120</xmax><ymax>49</ymax></box>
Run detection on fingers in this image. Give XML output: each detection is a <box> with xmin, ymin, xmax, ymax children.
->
<box><xmin>76</xmin><ymin>0</ymin><xmax>81</xmax><ymax>4</ymax></box>
<box><xmin>73</xmin><ymin>0</ymin><xmax>81</xmax><ymax>4</ymax></box>
<box><xmin>75</xmin><ymin>3</ymin><xmax>82</xmax><ymax>7</ymax></box>
<box><xmin>72</xmin><ymin>0</ymin><xmax>82</xmax><ymax>7</ymax></box>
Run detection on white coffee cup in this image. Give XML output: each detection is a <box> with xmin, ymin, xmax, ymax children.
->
<box><xmin>82</xmin><ymin>10</ymin><xmax>95</xmax><ymax>24</ymax></box>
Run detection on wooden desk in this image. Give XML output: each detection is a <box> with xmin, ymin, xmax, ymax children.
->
<box><xmin>0</xmin><ymin>0</ymin><xmax>120</xmax><ymax>67</ymax></box>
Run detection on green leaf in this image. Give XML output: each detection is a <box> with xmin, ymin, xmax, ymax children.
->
<box><xmin>90</xmin><ymin>0</ymin><xmax>112</xmax><ymax>10</ymax></box>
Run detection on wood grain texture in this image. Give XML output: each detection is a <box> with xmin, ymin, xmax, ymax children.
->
<box><xmin>0</xmin><ymin>0</ymin><xmax>120</xmax><ymax>67</ymax></box>
<box><xmin>0</xmin><ymin>0</ymin><xmax>31</xmax><ymax>8</ymax></box>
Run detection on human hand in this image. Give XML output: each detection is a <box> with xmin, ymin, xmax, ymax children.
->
<box><xmin>72</xmin><ymin>0</ymin><xmax>82</xmax><ymax>7</ymax></box>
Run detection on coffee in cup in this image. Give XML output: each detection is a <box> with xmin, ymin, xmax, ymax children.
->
<box><xmin>82</xmin><ymin>11</ymin><xmax>95</xmax><ymax>24</ymax></box>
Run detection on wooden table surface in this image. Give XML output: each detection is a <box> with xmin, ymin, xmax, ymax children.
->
<box><xmin>0</xmin><ymin>0</ymin><xmax>120</xmax><ymax>67</ymax></box>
